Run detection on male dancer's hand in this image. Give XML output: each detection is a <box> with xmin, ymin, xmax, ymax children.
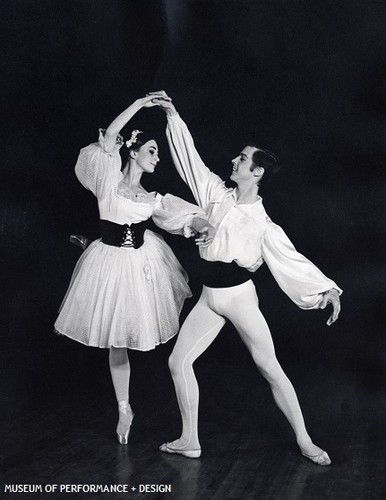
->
<box><xmin>191</xmin><ymin>218</ymin><xmax>216</xmax><ymax>248</ymax></box>
<box><xmin>140</xmin><ymin>91</ymin><xmax>171</xmax><ymax>108</ymax></box>
<box><xmin>195</xmin><ymin>225</ymin><xmax>215</xmax><ymax>248</ymax></box>
<box><xmin>147</xmin><ymin>90</ymin><xmax>178</xmax><ymax>116</ymax></box>
<box><xmin>320</xmin><ymin>289</ymin><xmax>341</xmax><ymax>326</ymax></box>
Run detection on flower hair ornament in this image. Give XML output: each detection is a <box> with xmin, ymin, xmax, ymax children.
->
<box><xmin>126</xmin><ymin>130</ymin><xmax>142</xmax><ymax>149</ymax></box>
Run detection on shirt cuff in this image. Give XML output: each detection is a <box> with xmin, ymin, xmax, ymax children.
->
<box><xmin>166</xmin><ymin>112</ymin><xmax>180</xmax><ymax>123</ymax></box>
<box><xmin>183</xmin><ymin>217</ymin><xmax>196</xmax><ymax>238</ymax></box>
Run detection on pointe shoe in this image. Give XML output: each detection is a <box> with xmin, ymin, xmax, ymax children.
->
<box><xmin>302</xmin><ymin>450</ymin><xmax>331</xmax><ymax>466</ymax></box>
<box><xmin>116</xmin><ymin>401</ymin><xmax>134</xmax><ymax>445</ymax></box>
<box><xmin>159</xmin><ymin>442</ymin><xmax>201</xmax><ymax>459</ymax></box>
<box><xmin>69</xmin><ymin>234</ymin><xmax>91</xmax><ymax>251</ymax></box>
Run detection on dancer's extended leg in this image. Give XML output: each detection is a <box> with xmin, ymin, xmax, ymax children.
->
<box><xmin>161</xmin><ymin>289</ymin><xmax>225</xmax><ymax>456</ymax></box>
<box><xmin>226</xmin><ymin>284</ymin><xmax>331</xmax><ymax>465</ymax></box>
<box><xmin>109</xmin><ymin>347</ymin><xmax>134</xmax><ymax>444</ymax></box>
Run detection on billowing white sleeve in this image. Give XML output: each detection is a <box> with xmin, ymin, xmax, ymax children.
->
<box><xmin>152</xmin><ymin>193</ymin><xmax>206</xmax><ymax>237</ymax></box>
<box><xmin>74</xmin><ymin>129</ymin><xmax>123</xmax><ymax>199</ymax></box>
<box><xmin>166</xmin><ymin>114</ymin><xmax>228</xmax><ymax>210</ymax></box>
<box><xmin>262</xmin><ymin>221</ymin><xmax>342</xmax><ymax>309</ymax></box>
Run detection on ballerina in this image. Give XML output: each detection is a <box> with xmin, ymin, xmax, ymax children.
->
<box><xmin>55</xmin><ymin>93</ymin><xmax>212</xmax><ymax>444</ymax></box>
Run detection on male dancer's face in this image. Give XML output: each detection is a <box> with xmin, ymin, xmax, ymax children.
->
<box><xmin>230</xmin><ymin>146</ymin><xmax>258</xmax><ymax>184</ymax></box>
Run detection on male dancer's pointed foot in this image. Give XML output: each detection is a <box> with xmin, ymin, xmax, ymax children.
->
<box><xmin>159</xmin><ymin>442</ymin><xmax>201</xmax><ymax>459</ymax></box>
<box><xmin>299</xmin><ymin>441</ymin><xmax>331</xmax><ymax>465</ymax></box>
<box><xmin>116</xmin><ymin>401</ymin><xmax>134</xmax><ymax>445</ymax></box>
<box><xmin>302</xmin><ymin>450</ymin><xmax>331</xmax><ymax>465</ymax></box>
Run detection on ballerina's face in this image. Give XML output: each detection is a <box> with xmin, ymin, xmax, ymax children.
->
<box><xmin>134</xmin><ymin>140</ymin><xmax>160</xmax><ymax>173</ymax></box>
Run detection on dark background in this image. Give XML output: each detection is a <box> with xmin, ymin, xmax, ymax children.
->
<box><xmin>1</xmin><ymin>0</ymin><xmax>385</xmax><ymax>494</ymax></box>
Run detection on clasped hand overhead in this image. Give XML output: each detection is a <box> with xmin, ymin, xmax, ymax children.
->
<box><xmin>144</xmin><ymin>91</ymin><xmax>177</xmax><ymax>115</ymax></box>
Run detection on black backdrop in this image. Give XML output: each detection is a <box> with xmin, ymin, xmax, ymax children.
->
<box><xmin>1</xmin><ymin>0</ymin><xmax>385</xmax><ymax>449</ymax></box>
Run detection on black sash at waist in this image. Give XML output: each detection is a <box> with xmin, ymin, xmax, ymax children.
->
<box><xmin>199</xmin><ymin>259</ymin><xmax>252</xmax><ymax>288</ymax></box>
<box><xmin>100</xmin><ymin>219</ymin><xmax>149</xmax><ymax>249</ymax></box>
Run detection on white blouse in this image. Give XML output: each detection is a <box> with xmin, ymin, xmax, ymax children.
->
<box><xmin>74</xmin><ymin>129</ymin><xmax>205</xmax><ymax>237</ymax></box>
<box><xmin>166</xmin><ymin>114</ymin><xmax>342</xmax><ymax>309</ymax></box>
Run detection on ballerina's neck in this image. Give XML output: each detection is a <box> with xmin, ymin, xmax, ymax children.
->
<box><xmin>122</xmin><ymin>162</ymin><xmax>144</xmax><ymax>187</ymax></box>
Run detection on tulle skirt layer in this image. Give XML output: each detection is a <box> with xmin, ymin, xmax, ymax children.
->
<box><xmin>54</xmin><ymin>230</ymin><xmax>191</xmax><ymax>350</ymax></box>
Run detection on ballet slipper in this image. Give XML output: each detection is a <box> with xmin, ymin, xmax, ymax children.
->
<box><xmin>302</xmin><ymin>450</ymin><xmax>331</xmax><ymax>466</ymax></box>
<box><xmin>159</xmin><ymin>442</ymin><xmax>201</xmax><ymax>459</ymax></box>
<box><xmin>69</xmin><ymin>234</ymin><xmax>91</xmax><ymax>250</ymax></box>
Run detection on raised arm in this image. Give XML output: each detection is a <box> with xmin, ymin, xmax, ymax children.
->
<box><xmin>103</xmin><ymin>93</ymin><xmax>171</xmax><ymax>151</ymax></box>
<box><xmin>149</xmin><ymin>92</ymin><xmax>227</xmax><ymax>210</ymax></box>
<box><xmin>75</xmin><ymin>94</ymin><xmax>167</xmax><ymax>196</ymax></box>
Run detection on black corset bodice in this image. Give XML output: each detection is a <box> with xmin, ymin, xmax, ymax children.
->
<box><xmin>100</xmin><ymin>219</ymin><xmax>149</xmax><ymax>249</ymax></box>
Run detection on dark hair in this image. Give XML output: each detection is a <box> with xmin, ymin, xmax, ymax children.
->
<box><xmin>248</xmin><ymin>145</ymin><xmax>280</xmax><ymax>183</ymax></box>
<box><xmin>126</xmin><ymin>130</ymin><xmax>157</xmax><ymax>153</ymax></box>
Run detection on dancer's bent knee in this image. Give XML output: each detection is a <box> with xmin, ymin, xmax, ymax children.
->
<box><xmin>168</xmin><ymin>353</ymin><xmax>182</xmax><ymax>377</ymax></box>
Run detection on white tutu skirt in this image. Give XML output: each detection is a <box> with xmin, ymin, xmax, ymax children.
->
<box><xmin>54</xmin><ymin>230</ymin><xmax>192</xmax><ymax>350</ymax></box>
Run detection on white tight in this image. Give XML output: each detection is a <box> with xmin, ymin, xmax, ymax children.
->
<box><xmin>109</xmin><ymin>347</ymin><xmax>130</xmax><ymax>403</ymax></box>
<box><xmin>168</xmin><ymin>280</ymin><xmax>312</xmax><ymax>450</ymax></box>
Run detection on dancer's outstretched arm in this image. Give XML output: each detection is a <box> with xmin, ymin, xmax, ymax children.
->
<box><xmin>149</xmin><ymin>92</ymin><xmax>227</xmax><ymax>211</ymax></box>
<box><xmin>151</xmin><ymin>193</ymin><xmax>215</xmax><ymax>247</ymax></box>
<box><xmin>262</xmin><ymin>221</ymin><xmax>342</xmax><ymax>325</ymax></box>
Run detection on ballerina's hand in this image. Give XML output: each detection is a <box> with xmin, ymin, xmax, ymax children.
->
<box><xmin>146</xmin><ymin>91</ymin><xmax>177</xmax><ymax>115</ymax></box>
<box><xmin>147</xmin><ymin>90</ymin><xmax>171</xmax><ymax>99</ymax></box>
<box><xmin>319</xmin><ymin>289</ymin><xmax>341</xmax><ymax>326</ymax></box>
<box><xmin>139</xmin><ymin>92</ymin><xmax>171</xmax><ymax>108</ymax></box>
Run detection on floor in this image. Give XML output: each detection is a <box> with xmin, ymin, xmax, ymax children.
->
<box><xmin>1</xmin><ymin>335</ymin><xmax>385</xmax><ymax>500</ymax></box>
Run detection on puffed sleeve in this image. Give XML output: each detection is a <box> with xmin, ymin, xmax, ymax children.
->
<box><xmin>166</xmin><ymin>114</ymin><xmax>229</xmax><ymax>210</ymax></box>
<box><xmin>74</xmin><ymin>129</ymin><xmax>124</xmax><ymax>199</ymax></box>
<box><xmin>152</xmin><ymin>193</ymin><xmax>207</xmax><ymax>237</ymax></box>
<box><xmin>262</xmin><ymin>221</ymin><xmax>342</xmax><ymax>309</ymax></box>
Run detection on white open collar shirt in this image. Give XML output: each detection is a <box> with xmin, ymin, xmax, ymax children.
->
<box><xmin>166</xmin><ymin>114</ymin><xmax>342</xmax><ymax>310</ymax></box>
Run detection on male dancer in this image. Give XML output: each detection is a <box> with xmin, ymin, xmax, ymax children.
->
<box><xmin>152</xmin><ymin>92</ymin><xmax>341</xmax><ymax>466</ymax></box>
